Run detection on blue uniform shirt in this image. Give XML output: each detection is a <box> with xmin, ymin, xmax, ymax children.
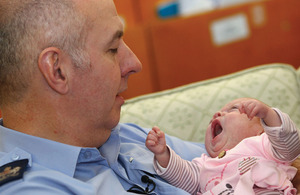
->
<box><xmin>0</xmin><ymin>120</ymin><xmax>207</xmax><ymax>194</ymax></box>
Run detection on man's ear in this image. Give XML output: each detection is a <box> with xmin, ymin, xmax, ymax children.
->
<box><xmin>38</xmin><ymin>47</ymin><xmax>69</xmax><ymax>94</ymax></box>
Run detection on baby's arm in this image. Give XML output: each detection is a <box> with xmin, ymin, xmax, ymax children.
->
<box><xmin>238</xmin><ymin>98</ymin><xmax>281</xmax><ymax>127</ymax></box>
<box><xmin>239</xmin><ymin>98</ymin><xmax>300</xmax><ymax>161</ymax></box>
<box><xmin>146</xmin><ymin>127</ymin><xmax>202</xmax><ymax>194</ymax></box>
<box><xmin>145</xmin><ymin>126</ymin><xmax>170</xmax><ymax>168</ymax></box>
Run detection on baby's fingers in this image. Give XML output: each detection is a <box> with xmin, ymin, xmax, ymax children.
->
<box><xmin>147</xmin><ymin>131</ymin><xmax>158</xmax><ymax>142</ymax></box>
<box><xmin>240</xmin><ymin>101</ymin><xmax>256</xmax><ymax>120</ymax></box>
<box><xmin>146</xmin><ymin>139</ymin><xmax>157</xmax><ymax>147</ymax></box>
<box><xmin>152</xmin><ymin>126</ymin><xmax>165</xmax><ymax>138</ymax></box>
<box><xmin>146</xmin><ymin>132</ymin><xmax>159</xmax><ymax>149</ymax></box>
<box><xmin>238</xmin><ymin>103</ymin><xmax>246</xmax><ymax>114</ymax></box>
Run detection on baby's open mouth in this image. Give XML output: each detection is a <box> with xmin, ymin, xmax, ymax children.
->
<box><xmin>212</xmin><ymin>120</ymin><xmax>223</xmax><ymax>138</ymax></box>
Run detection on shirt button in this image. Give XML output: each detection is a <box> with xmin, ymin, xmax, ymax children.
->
<box><xmin>129</xmin><ymin>157</ymin><xmax>134</xmax><ymax>163</ymax></box>
<box><xmin>11</xmin><ymin>153</ymin><xmax>20</xmax><ymax>161</ymax></box>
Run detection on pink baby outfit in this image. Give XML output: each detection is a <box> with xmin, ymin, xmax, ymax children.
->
<box><xmin>154</xmin><ymin>109</ymin><xmax>299</xmax><ymax>195</ymax></box>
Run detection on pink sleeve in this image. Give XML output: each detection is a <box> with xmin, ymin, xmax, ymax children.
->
<box><xmin>153</xmin><ymin>145</ymin><xmax>202</xmax><ymax>194</ymax></box>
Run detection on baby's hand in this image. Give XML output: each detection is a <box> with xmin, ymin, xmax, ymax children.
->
<box><xmin>238</xmin><ymin>99</ymin><xmax>271</xmax><ymax>120</ymax></box>
<box><xmin>238</xmin><ymin>98</ymin><xmax>281</xmax><ymax>127</ymax></box>
<box><xmin>223</xmin><ymin>98</ymin><xmax>281</xmax><ymax>127</ymax></box>
<box><xmin>146</xmin><ymin>126</ymin><xmax>167</xmax><ymax>155</ymax></box>
<box><xmin>146</xmin><ymin>126</ymin><xmax>170</xmax><ymax>168</ymax></box>
<box><xmin>146</xmin><ymin>127</ymin><xmax>170</xmax><ymax>168</ymax></box>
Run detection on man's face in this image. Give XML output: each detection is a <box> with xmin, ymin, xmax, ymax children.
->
<box><xmin>205</xmin><ymin>101</ymin><xmax>263</xmax><ymax>158</ymax></box>
<box><xmin>70</xmin><ymin>0</ymin><xmax>141</xmax><ymax>134</ymax></box>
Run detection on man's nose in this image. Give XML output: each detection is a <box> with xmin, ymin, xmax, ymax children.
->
<box><xmin>120</xmin><ymin>42</ymin><xmax>142</xmax><ymax>77</ymax></box>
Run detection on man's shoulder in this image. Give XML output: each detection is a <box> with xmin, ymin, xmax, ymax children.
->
<box><xmin>0</xmin><ymin>148</ymin><xmax>32</xmax><ymax>192</ymax></box>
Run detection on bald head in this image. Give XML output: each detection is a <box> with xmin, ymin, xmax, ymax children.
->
<box><xmin>0</xmin><ymin>0</ymin><xmax>89</xmax><ymax>106</ymax></box>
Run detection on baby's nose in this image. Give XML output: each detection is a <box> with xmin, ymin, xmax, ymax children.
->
<box><xmin>213</xmin><ymin>112</ymin><xmax>221</xmax><ymax>119</ymax></box>
<box><xmin>213</xmin><ymin>111</ymin><xmax>227</xmax><ymax>119</ymax></box>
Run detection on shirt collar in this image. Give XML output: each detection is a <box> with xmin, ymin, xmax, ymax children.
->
<box><xmin>0</xmin><ymin>120</ymin><xmax>123</xmax><ymax>177</ymax></box>
<box><xmin>98</xmin><ymin>124</ymin><xmax>121</xmax><ymax>165</ymax></box>
<box><xmin>0</xmin><ymin>119</ymin><xmax>82</xmax><ymax>177</ymax></box>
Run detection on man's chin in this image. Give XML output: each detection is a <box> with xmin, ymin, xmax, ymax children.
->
<box><xmin>107</xmin><ymin>111</ymin><xmax>121</xmax><ymax>130</ymax></box>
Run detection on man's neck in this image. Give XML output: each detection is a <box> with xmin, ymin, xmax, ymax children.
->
<box><xmin>1</xmin><ymin>105</ymin><xmax>111</xmax><ymax>148</ymax></box>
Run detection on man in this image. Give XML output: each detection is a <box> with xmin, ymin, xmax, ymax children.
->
<box><xmin>0</xmin><ymin>0</ymin><xmax>206</xmax><ymax>194</ymax></box>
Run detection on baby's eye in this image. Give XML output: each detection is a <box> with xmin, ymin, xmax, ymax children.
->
<box><xmin>228</xmin><ymin>106</ymin><xmax>239</xmax><ymax>112</ymax></box>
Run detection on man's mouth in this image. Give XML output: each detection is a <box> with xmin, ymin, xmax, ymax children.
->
<box><xmin>211</xmin><ymin>120</ymin><xmax>223</xmax><ymax>139</ymax></box>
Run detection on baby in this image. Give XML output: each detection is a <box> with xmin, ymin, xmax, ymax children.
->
<box><xmin>146</xmin><ymin>98</ymin><xmax>300</xmax><ymax>194</ymax></box>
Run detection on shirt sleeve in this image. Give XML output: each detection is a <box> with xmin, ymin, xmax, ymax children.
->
<box><xmin>153</xmin><ymin>145</ymin><xmax>201</xmax><ymax>195</ymax></box>
<box><xmin>262</xmin><ymin>108</ymin><xmax>300</xmax><ymax>162</ymax></box>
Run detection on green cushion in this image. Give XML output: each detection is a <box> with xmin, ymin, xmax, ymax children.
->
<box><xmin>120</xmin><ymin>63</ymin><xmax>300</xmax><ymax>143</ymax></box>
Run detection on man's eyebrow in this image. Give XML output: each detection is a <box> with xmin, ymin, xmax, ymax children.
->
<box><xmin>108</xmin><ymin>30</ymin><xmax>124</xmax><ymax>45</ymax></box>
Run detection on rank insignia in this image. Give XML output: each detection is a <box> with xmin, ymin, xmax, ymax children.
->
<box><xmin>0</xmin><ymin>159</ymin><xmax>28</xmax><ymax>186</ymax></box>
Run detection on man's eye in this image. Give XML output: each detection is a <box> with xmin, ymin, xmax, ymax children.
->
<box><xmin>109</xmin><ymin>48</ymin><xmax>118</xmax><ymax>54</ymax></box>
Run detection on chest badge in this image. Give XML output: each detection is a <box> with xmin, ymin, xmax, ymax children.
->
<box><xmin>0</xmin><ymin>159</ymin><xmax>29</xmax><ymax>186</ymax></box>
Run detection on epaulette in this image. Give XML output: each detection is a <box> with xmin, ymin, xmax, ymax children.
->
<box><xmin>0</xmin><ymin>159</ymin><xmax>28</xmax><ymax>186</ymax></box>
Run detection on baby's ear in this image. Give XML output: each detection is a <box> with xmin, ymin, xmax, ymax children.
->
<box><xmin>256</xmin><ymin>125</ymin><xmax>264</xmax><ymax>136</ymax></box>
<box><xmin>257</xmin><ymin>131</ymin><xmax>264</xmax><ymax>136</ymax></box>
